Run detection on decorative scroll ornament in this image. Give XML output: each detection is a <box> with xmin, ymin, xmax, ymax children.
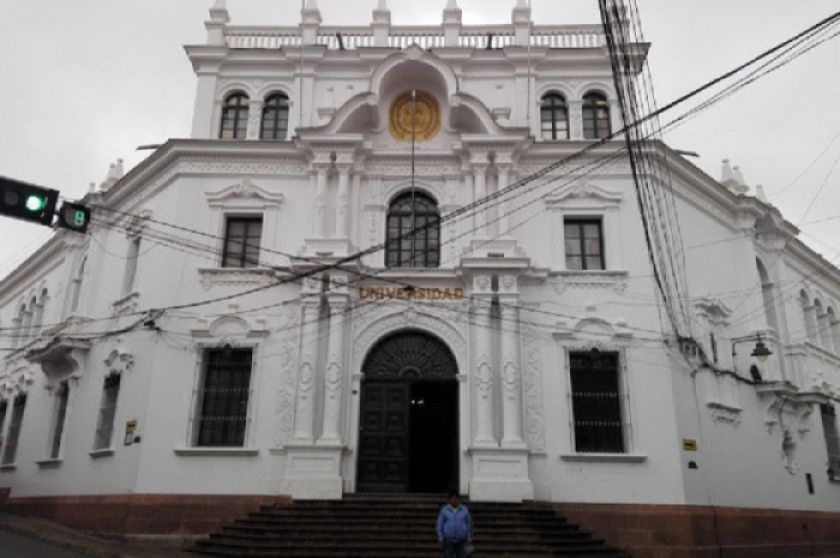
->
<box><xmin>389</xmin><ymin>90</ymin><xmax>441</xmax><ymax>143</ymax></box>
<box><xmin>104</xmin><ymin>347</ymin><xmax>134</xmax><ymax>375</ymax></box>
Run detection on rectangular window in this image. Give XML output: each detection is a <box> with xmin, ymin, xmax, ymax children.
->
<box><xmin>49</xmin><ymin>382</ymin><xmax>70</xmax><ymax>459</ymax></box>
<box><xmin>564</xmin><ymin>219</ymin><xmax>605</xmax><ymax>271</ymax></box>
<box><xmin>569</xmin><ymin>351</ymin><xmax>625</xmax><ymax>453</ymax></box>
<box><xmin>93</xmin><ymin>374</ymin><xmax>121</xmax><ymax>450</ymax></box>
<box><xmin>221</xmin><ymin>217</ymin><xmax>262</xmax><ymax>268</ymax></box>
<box><xmin>195</xmin><ymin>348</ymin><xmax>253</xmax><ymax>447</ymax></box>
<box><xmin>2</xmin><ymin>394</ymin><xmax>27</xmax><ymax>464</ymax></box>
<box><xmin>821</xmin><ymin>404</ymin><xmax>840</xmax><ymax>480</ymax></box>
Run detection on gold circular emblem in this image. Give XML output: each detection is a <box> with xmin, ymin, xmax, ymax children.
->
<box><xmin>389</xmin><ymin>90</ymin><xmax>441</xmax><ymax>142</ymax></box>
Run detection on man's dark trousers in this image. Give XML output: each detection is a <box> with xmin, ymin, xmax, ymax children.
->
<box><xmin>443</xmin><ymin>540</ymin><xmax>467</xmax><ymax>558</ymax></box>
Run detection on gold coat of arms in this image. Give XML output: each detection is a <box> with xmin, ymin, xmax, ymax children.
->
<box><xmin>389</xmin><ymin>90</ymin><xmax>441</xmax><ymax>142</ymax></box>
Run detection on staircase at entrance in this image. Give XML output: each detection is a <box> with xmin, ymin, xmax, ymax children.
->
<box><xmin>188</xmin><ymin>494</ymin><xmax>629</xmax><ymax>557</ymax></box>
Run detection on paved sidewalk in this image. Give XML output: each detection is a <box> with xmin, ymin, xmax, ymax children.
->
<box><xmin>0</xmin><ymin>513</ymin><xmax>192</xmax><ymax>558</ymax></box>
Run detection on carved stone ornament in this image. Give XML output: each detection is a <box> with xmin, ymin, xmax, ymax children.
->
<box><xmin>198</xmin><ymin>268</ymin><xmax>277</xmax><ymax>290</ymax></box>
<box><xmin>552</xmin><ymin>272</ymin><xmax>628</xmax><ymax>295</ymax></box>
<box><xmin>274</xmin><ymin>304</ymin><xmax>301</xmax><ymax>447</ymax></box>
<box><xmin>104</xmin><ymin>347</ymin><xmax>135</xmax><ymax>375</ymax></box>
<box><xmin>205</xmin><ymin>178</ymin><xmax>286</xmax><ymax>207</ymax></box>
<box><xmin>520</xmin><ymin>304</ymin><xmax>546</xmax><ymax>451</ymax></box>
<box><xmin>476</xmin><ymin>358</ymin><xmax>493</xmax><ymax>398</ymax></box>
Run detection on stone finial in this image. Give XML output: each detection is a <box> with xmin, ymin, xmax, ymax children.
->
<box><xmin>443</xmin><ymin>0</ymin><xmax>462</xmax><ymax>46</ymax></box>
<box><xmin>302</xmin><ymin>0</ymin><xmax>322</xmax><ymax>24</ymax></box>
<box><xmin>512</xmin><ymin>0</ymin><xmax>531</xmax><ymax>45</ymax></box>
<box><xmin>209</xmin><ymin>0</ymin><xmax>230</xmax><ymax>23</ymax></box>
<box><xmin>720</xmin><ymin>158</ymin><xmax>734</xmax><ymax>183</ymax></box>
<box><xmin>732</xmin><ymin>165</ymin><xmax>745</xmax><ymax>186</ymax></box>
<box><xmin>99</xmin><ymin>159</ymin><xmax>125</xmax><ymax>192</ymax></box>
<box><xmin>756</xmin><ymin>185</ymin><xmax>768</xmax><ymax>203</ymax></box>
<box><xmin>372</xmin><ymin>0</ymin><xmax>391</xmax><ymax>25</ymax></box>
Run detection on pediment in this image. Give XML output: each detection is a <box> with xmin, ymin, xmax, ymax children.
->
<box><xmin>545</xmin><ymin>181</ymin><xmax>623</xmax><ymax>207</ymax></box>
<box><xmin>206</xmin><ymin>178</ymin><xmax>285</xmax><ymax>207</ymax></box>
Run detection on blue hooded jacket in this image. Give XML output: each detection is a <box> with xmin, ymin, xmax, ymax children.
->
<box><xmin>436</xmin><ymin>504</ymin><xmax>472</xmax><ymax>542</ymax></box>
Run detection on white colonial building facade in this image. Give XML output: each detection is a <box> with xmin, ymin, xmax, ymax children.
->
<box><xmin>0</xmin><ymin>0</ymin><xmax>839</xmax><ymax>552</ymax></box>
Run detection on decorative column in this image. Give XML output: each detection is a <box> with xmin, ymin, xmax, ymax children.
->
<box><xmin>292</xmin><ymin>295</ymin><xmax>321</xmax><ymax>442</ymax></box>
<box><xmin>245</xmin><ymin>99</ymin><xmax>264</xmax><ymax>140</ymax></box>
<box><xmin>473</xmin><ymin>274</ymin><xmax>496</xmax><ymax>447</ymax></box>
<box><xmin>334</xmin><ymin>157</ymin><xmax>352</xmax><ymax>238</ymax></box>
<box><xmin>319</xmin><ymin>293</ymin><xmax>347</xmax><ymax>444</ymax></box>
<box><xmin>496</xmin><ymin>160</ymin><xmax>512</xmax><ymax>238</ymax></box>
<box><xmin>499</xmin><ymin>279</ymin><xmax>525</xmax><ymax>448</ymax></box>
<box><xmin>461</xmin><ymin>161</ymin><xmax>474</xmax><ymax>233</ymax></box>
<box><xmin>472</xmin><ymin>157</ymin><xmax>489</xmax><ymax>237</ymax></box>
<box><xmin>311</xmin><ymin>160</ymin><xmax>329</xmax><ymax>238</ymax></box>
<box><xmin>300</xmin><ymin>0</ymin><xmax>322</xmax><ymax>45</ymax></box>
<box><xmin>569</xmin><ymin>100</ymin><xmax>584</xmax><ymax>140</ymax></box>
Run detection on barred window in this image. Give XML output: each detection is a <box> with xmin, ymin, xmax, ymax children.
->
<box><xmin>569</xmin><ymin>350</ymin><xmax>625</xmax><ymax>453</ymax></box>
<box><xmin>49</xmin><ymin>382</ymin><xmax>70</xmax><ymax>459</ymax></box>
<box><xmin>564</xmin><ymin>219</ymin><xmax>604</xmax><ymax>270</ymax></box>
<box><xmin>385</xmin><ymin>192</ymin><xmax>440</xmax><ymax>268</ymax></box>
<box><xmin>195</xmin><ymin>348</ymin><xmax>253</xmax><ymax>447</ymax></box>
<box><xmin>94</xmin><ymin>374</ymin><xmax>121</xmax><ymax>451</ymax></box>
<box><xmin>219</xmin><ymin>92</ymin><xmax>249</xmax><ymax>140</ymax></box>
<box><xmin>540</xmin><ymin>93</ymin><xmax>569</xmax><ymax>140</ymax></box>
<box><xmin>261</xmin><ymin>93</ymin><xmax>289</xmax><ymax>140</ymax></box>
<box><xmin>222</xmin><ymin>217</ymin><xmax>262</xmax><ymax>268</ymax></box>
<box><xmin>821</xmin><ymin>404</ymin><xmax>840</xmax><ymax>480</ymax></box>
<box><xmin>1</xmin><ymin>394</ymin><xmax>27</xmax><ymax>464</ymax></box>
<box><xmin>582</xmin><ymin>92</ymin><xmax>611</xmax><ymax>140</ymax></box>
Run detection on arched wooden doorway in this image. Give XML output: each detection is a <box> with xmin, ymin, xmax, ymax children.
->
<box><xmin>357</xmin><ymin>330</ymin><xmax>458</xmax><ymax>493</ymax></box>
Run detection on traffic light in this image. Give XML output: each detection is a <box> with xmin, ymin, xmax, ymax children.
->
<box><xmin>0</xmin><ymin>176</ymin><xmax>59</xmax><ymax>227</ymax></box>
<box><xmin>57</xmin><ymin>202</ymin><xmax>91</xmax><ymax>233</ymax></box>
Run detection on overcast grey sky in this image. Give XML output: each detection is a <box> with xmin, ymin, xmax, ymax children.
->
<box><xmin>0</xmin><ymin>0</ymin><xmax>839</xmax><ymax>279</ymax></box>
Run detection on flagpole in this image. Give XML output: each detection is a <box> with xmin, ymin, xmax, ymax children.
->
<box><xmin>411</xmin><ymin>89</ymin><xmax>417</xmax><ymax>265</ymax></box>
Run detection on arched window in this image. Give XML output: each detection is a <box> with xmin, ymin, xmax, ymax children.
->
<box><xmin>801</xmin><ymin>290</ymin><xmax>818</xmax><ymax>343</ymax></box>
<box><xmin>540</xmin><ymin>93</ymin><xmax>569</xmax><ymax>140</ymax></box>
<box><xmin>827</xmin><ymin>307</ymin><xmax>840</xmax><ymax>355</ymax></box>
<box><xmin>582</xmin><ymin>92</ymin><xmax>611</xmax><ymax>139</ymax></box>
<box><xmin>70</xmin><ymin>258</ymin><xmax>86</xmax><ymax>314</ymax></box>
<box><xmin>261</xmin><ymin>93</ymin><xmax>290</xmax><ymax>140</ymax></box>
<box><xmin>219</xmin><ymin>92</ymin><xmax>249</xmax><ymax>140</ymax></box>
<box><xmin>815</xmin><ymin>299</ymin><xmax>833</xmax><ymax>349</ymax></box>
<box><xmin>386</xmin><ymin>192</ymin><xmax>440</xmax><ymax>268</ymax></box>
<box><xmin>756</xmin><ymin>259</ymin><xmax>778</xmax><ymax>332</ymax></box>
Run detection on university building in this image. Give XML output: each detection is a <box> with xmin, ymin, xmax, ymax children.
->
<box><xmin>0</xmin><ymin>0</ymin><xmax>839</xmax><ymax>555</ymax></box>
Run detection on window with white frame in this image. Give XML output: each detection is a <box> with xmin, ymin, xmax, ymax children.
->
<box><xmin>49</xmin><ymin>381</ymin><xmax>70</xmax><ymax>459</ymax></box>
<box><xmin>1</xmin><ymin>393</ymin><xmax>27</xmax><ymax>464</ymax></box>
<box><xmin>821</xmin><ymin>404</ymin><xmax>840</xmax><ymax>480</ymax></box>
<box><xmin>221</xmin><ymin>217</ymin><xmax>263</xmax><ymax>268</ymax></box>
<box><xmin>194</xmin><ymin>347</ymin><xmax>253</xmax><ymax>447</ymax></box>
<box><xmin>93</xmin><ymin>373</ymin><xmax>121</xmax><ymax>451</ymax></box>
<box><xmin>568</xmin><ymin>350</ymin><xmax>626</xmax><ymax>453</ymax></box>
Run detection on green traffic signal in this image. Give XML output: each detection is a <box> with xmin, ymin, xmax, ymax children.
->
<box><xmin>25</xmin><ymin>194</ymin><xmax>48</xmax><ymax>212</ymax></box>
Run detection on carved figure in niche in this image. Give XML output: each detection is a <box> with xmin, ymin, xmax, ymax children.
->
<box><xmin>781</xmin><ymin>429</ymin><xmax>799</xmax><ymax>474</ymax></box>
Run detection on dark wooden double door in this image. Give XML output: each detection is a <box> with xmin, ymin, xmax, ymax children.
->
<box><xmin>358</xmin><ymin>379</ymin><xmax>458</xmax><ymax>493</ymax></box>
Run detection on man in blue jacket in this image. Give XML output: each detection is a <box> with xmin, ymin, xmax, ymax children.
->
<box><xmin>436</xmin><ymin>491</ymin><xmax>472</xmax><ymax>558</ymax></box>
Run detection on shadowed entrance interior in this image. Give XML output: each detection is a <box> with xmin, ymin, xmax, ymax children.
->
<box><xmin>357</xmin><ymin>330</ymin><xmax>458</xmax><ymax>493</ymax></box>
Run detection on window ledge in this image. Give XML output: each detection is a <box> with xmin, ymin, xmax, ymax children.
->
<box><xmin>0</xmin><ymin>463</ymin><xmax>17</xmax><ymax>471</ymax></box>
<box><xmin>89</xmin><ymin>448</ymin><xmax>115</xmax><ymax>459</ymax></box>
<box><xmin>559</xmin><ymin>452</ymin><xmax>647</xmax><ymax>463</ymax></box>
<box><xmin>198</xmin><ymin>267</ymin><xmax>278</xmax><ymax>290</ymax></box>
<box><xmin>35</xmin><ymin>458</ymin><xmax>63</xmax><ymax>469</ymax></box>
<box><xmin>174</xmin><ymin>447</ymin><xmax>259</xmax><ymax>457</ymax></box>
<box><xmin>552</xmin><ymin>270</ymin><xmax>629</xmax><ymax>295</ymax></box>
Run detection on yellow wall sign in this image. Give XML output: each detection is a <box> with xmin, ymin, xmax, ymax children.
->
<box><xmin>682</xmin><ymin>438</ymin><xmax>698</xmax><ymax>451</ymax></box>
<box><xmin>389</xmin><ymin>90</ymin><xmax>441</xmax><ymax>142</ymax></box>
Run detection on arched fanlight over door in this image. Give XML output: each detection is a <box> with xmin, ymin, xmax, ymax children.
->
<box><xmin>385</xmin><ymin>192</ymin><xmax>440</xmax><ymax>268</ymax></box>
<box><xmin>363</xmin><ymin>331</ymin><xmax>457</xmax><ymax>381</ymax></box>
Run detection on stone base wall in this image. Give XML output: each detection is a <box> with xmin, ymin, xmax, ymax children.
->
<box><xmin>0</xmin><ymin>494</ymin><xmax>289</xmax><ymax>536</ymax></box>
<box><xmin>552</xmin><ymin>503</ymin><xmax>840</xmax><ymax>558</ymax></box>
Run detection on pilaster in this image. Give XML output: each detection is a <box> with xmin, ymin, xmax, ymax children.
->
<box><xmin>471</xmin><ymin>274</ymin><xmax>496</xmax><ymax>447</ymax></box>
<box><xmin>291</xmin><ymin>295</ymin><xmax>321</xmax><ymax>443</ymax></box>
<box><xmin>245</xmin><ymin>99</ymin><xmax>264</xmax><ymax>140</ymax></box>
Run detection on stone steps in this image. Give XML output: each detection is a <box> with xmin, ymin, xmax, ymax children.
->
<box><xmin>187</xmin><ymin>495</ymin><xmax>629</xmax><ymax>557</ymax></box>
